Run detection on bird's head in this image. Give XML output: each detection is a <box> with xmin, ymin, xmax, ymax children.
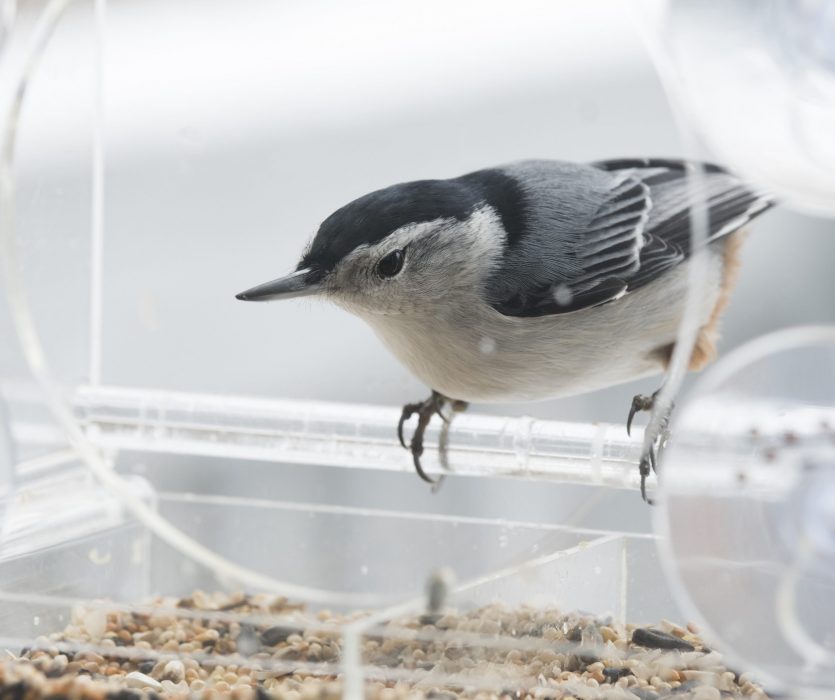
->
<box><xmin>236</xmin><ymin>174</ymin><xmax>514</xmax><ymax>317</ymax></box>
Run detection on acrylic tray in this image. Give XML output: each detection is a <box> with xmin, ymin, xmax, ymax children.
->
<box><xmin>0</xmin><ymin>419</ymin><xmax>682</xmax><ymax>699</ymax></box>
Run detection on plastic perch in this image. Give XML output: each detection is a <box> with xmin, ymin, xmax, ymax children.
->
<box><xmin>73</xmin><ymin>385</ymin><xmax>645</xmax><ymax>490</ymax></box>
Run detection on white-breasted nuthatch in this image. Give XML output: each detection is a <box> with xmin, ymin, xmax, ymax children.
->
<box><xmin>237</xmin><ymin>158</ymin><xmax>774</xmax><ymax>500</ymax></box>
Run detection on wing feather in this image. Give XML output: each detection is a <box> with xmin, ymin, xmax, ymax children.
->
<box><xmin>488</xmin><ymin>159</ymin><xmax>773</xmax><ymax>318</ymax></box>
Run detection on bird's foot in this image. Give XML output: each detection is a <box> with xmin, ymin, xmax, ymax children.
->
<box><xmin>398</xmin><ymin>391</ymin><xmax>468</xmax><ymax>486</ymax></box>
<box><xmin>627</xmin><ymin>388</ymin><xmax>674</xmax><ymax>504</ymax></box>
<box><xmin>627</xmin><ymin>389</ymin><xmax>675</xmax><ymax>438</ymax></box>
<box><xmin>627</xmin><ymin>389</ymin><xmax>660</xmax><ymax>437</ymax></box>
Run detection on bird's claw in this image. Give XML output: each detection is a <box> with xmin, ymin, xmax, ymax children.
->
<box><xmin>411</xmin><ymin>441</ymin><xmax>435</xmax><ymax>484</ymax></box>
<box><xmin>399</xmin><ymin>391</ymin><xmax>468</xmax><ymax>486</ymax></box>
<box><xmin>627</xmin><ymin>392</ymin><xmax>657</xmax><ymax>437</ymax></box>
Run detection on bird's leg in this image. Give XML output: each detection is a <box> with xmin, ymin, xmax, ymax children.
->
<box><xmin>397</xmin><ymin>390</ymin><xmax>450</xmax><ymax>484</ymax></box>
<box><xmin>627</xmin><ymin>387</ymin><xmax>675</xmax><ymax>504</ymax></box>
<box><xmin>437</xmin><ymin>399</ymin><xmax>469</xmax><ymax>474</ymax></box>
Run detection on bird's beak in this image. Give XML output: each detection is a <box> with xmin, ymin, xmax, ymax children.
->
<box><xmin>235</xmin><ymin>268</ymin><xmax>323</xmax><ymax>302</ymax></box>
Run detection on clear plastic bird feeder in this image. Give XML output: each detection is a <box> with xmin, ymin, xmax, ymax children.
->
<box><xmin>0</xmin><ymin>0</ymin><xmax>834</xmax><ymax>699</ymax></box>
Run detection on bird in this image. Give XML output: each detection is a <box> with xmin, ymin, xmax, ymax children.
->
<box><xmin>236</xmin><ymin>158</ymin><xmax>774</xmax><ymax>500</ymax></box>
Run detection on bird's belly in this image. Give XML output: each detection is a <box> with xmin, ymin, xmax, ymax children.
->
<box><xmin>365</xmin><ymin>261</ymin><xmax>722</xmax><ymax>403</ymax></box>
<box><xmin>385</xmin><ymin>323</ymin><xmax>665</xmax><ymax>403</ymax></box>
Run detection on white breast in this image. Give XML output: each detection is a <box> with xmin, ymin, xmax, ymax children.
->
<box><xmin>360</xmin><ymin>256</ymin><xmax>723</xmax><ymax>403</ymax></box>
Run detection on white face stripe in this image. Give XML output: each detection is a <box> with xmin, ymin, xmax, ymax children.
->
<box><xmin>333</xmin><ymin>217</ymin><xmax>457</xmax><ymax>271</ymax></box>
<box><xmin>377</xmin><ymin>217</ymin><xmax>459</xmax><ymax>252</ymax></box>
<box><xmin>335</xmin><ymin>205</ymin><xmax>507</xmax><ymax>271</ymax></box>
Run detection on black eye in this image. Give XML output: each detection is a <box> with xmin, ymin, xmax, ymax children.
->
<box><xmin>376</xmin><ymin>249</ymin><xmax>405</xmax><ymax>278</ymax></box>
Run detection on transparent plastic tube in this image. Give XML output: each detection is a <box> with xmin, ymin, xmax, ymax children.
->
<box><xmin>74</xmin><ymin>384</ymin><xmax>643</xmax><ymax>488</ymax></box>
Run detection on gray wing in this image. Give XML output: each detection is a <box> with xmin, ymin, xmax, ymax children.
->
<box><xmin>488</xmin><ymin>158</ymin><xmax>774</xmax><ymax>317</ymax></box>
